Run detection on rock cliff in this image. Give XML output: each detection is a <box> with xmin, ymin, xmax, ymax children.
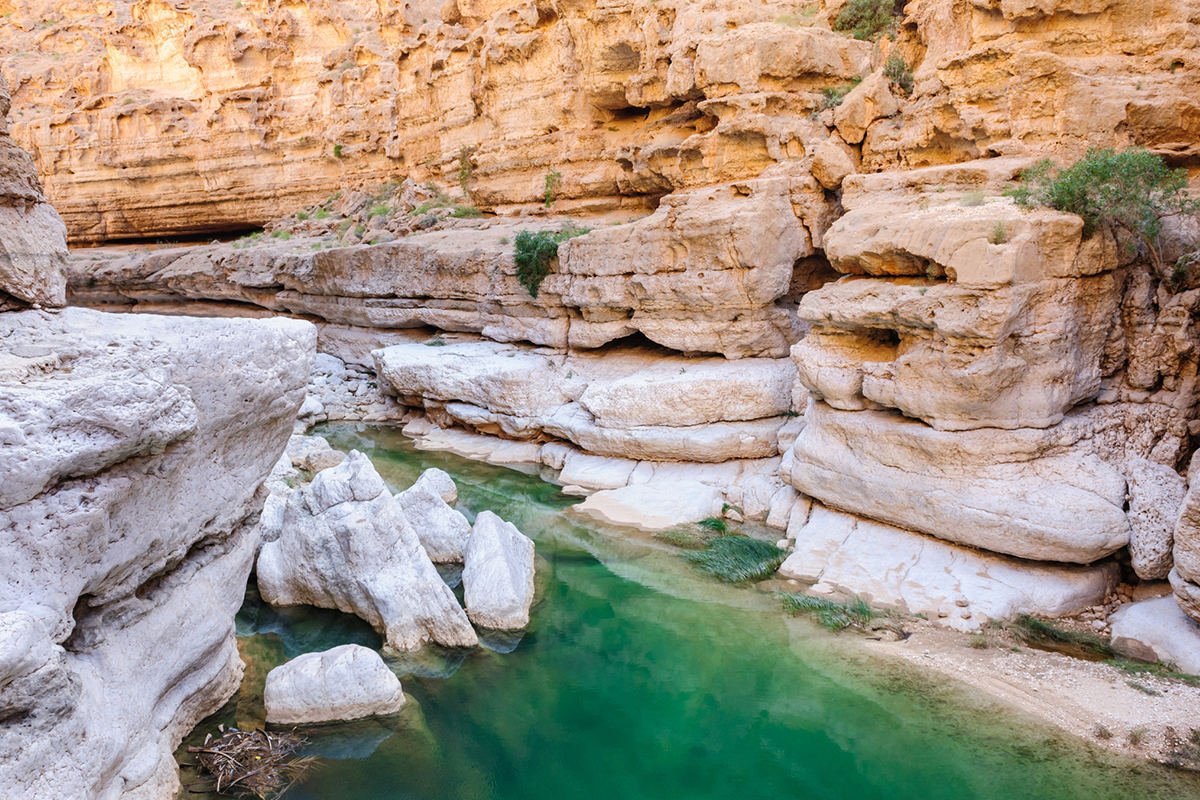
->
<box><xmin>8</xmin><ymin>0</ymin><xmax>1200</xmax><ymax>633</ymax></box>
<box><xmin>0</xmin><ymin>72</ymin><xmax>316</xmax><ymax>799</ymax></box>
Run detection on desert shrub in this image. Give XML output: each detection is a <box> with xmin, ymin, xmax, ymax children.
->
<box><xmin>450</xmin><ymin>205</ymin><xmax>483</xmax><ymax>218</ymax></box>
<box><xmin>314</xmin><ymin>208</ymin><xmax>330</xmax><ymax>220</ymax></box>
<box><xmin>989</xmin><ymin>220</ymin><xmax>1007</xmax><ymax>244</ymax></box>
<box><xmin>959</xmin><ymin>190</ymin><xmax>986</xmax><ymax>207</ymax></box>
<box><xmin>458</xmin><ymin>145</ymin><xmax>477</xmax><ymax>196</ymax></box>
<box><xmin>883</xmin><ymin>53</ymin><xmax>913</xmax><ymax>95</ymax></box>
<box><xmin>781</xmin><ymin>594</ymin><xmax>877</xmax><ymax>632</ymax></box>
<box><xmin>833</xmin><ymin>0</ymin><xmax>905</xmax><ymax>41</ymax></box>
<box><xmin>543</xmin><ymin>170</ymin><xmax>562</xmax><ymax>207</ymax></box>
<box><xmin>1093</xmin><ymin>723</ymin><xmax>1113</xmax><ymax>740</ymax></box>
<box><xmin>512</xmin><ymin>225</ymin><xmax>590</xmax><ymax>297</ymax></box>
<box><xmin>684</xmin><ymin>536</ymin><xmax>788</xmax><ymax>583</ymax></box>
<box><xmin>968</xmin><ymin>634</ymin><xmax>988</xmax><ymax>649</ymax></box>
<box><xmin>1008</xmin><ymin>148</ymin><xmax>1200</xmax><ymax>286</ymax></box>
<box><xmin>1128</xmin><ymin>726</ymin><xmax>1150</xmax><ymax>746</ymax></box>
<box><xmin>296</xmin><ymin>211</ymin><xmax>309</xmax><ymax>221</ymax></box>
<box><xmin>820</xmin><ymin>79</ymin><xmax>860</xmax><ymax>110</ymax></box>
<box><xmin>333</xmin><ymin>143</ymin><xmax>344</xmax><ymax>158</ymax></box>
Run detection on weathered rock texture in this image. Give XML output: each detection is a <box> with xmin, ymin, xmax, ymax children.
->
<box><xmin>395</xmin><ymin>468</ymin><xmax>472</xmax><ymax>563</ymax></box>
<box><xmin>7</xmin><ymin>0</ymin><xmax>1197</xmax><ymax>244</ymax></box>
<box><xmin>0</xmin><ymin>71</ymin><xmax>66</xmax><ymax>309</ymax></box>
<box><xmin>0</xmin><ymin>308</ymin><xmax>313</xmax><ymax>800</ymax></box>
<box><xmin>256</xmin><ymin>450</ymin><xmax>480</xmax><ymax>650</ymax></box>
<box><xmin>782</xmin><ymin>162</ymin><xmax>1199</xmax><ymax>574</ymax></box>
<box><xmin>264</xmin><ymin>644</ymin><xmax>405</xmax><ymax>725</ymax></box>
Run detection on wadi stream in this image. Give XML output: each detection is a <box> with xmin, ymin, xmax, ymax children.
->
<box><xmin>177</xmin><ymin>422</ymin><xmax>1200</xmax><ymax>800</ymax></box>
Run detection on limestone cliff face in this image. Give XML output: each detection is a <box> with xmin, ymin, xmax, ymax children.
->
<box><xmin>8</xmin><ymin>0</ymin><xmax>1195</xmax><ymax>243</ymax></box>
<box><xmin>0</xmin><ymin>75</ymin><xmax>317</xmax><ymax>800</ymax></box>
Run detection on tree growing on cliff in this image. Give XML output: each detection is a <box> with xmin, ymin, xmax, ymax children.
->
<box><xmin>1010</xmin><ymin>148</ymin><xmax>1200</xmax><ymax>287</ymax></box>
<box><xmin>513</xmin><ymin>225</ymin><xmax>590</xmax><ymax>297</ymax></box>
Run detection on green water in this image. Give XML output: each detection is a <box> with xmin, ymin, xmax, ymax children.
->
<box><xmin>183</xmin><ymin>422</ymin><xmax>1200</xmax><ymax>800</ymax></box>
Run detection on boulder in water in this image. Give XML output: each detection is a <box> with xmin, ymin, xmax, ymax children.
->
<box><xmin>264</xmin><ymin>644</ymin><xmax>404</xmax><ymax>725</ymax></box>
<box><xmin>462</xmin><ymin>511</ymin><xmax>536</xmax><ymax>630</ymax></box>
<box><xmin>395</xmin><ymin>468</ymin><xmax>470</xmax><ymax>562</ymax></box>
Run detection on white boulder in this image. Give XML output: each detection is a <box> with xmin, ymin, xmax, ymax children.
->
<box><xmin>462</xmin><ymin>511</ymin><xmax>536</xmax><ymax>630</ymax></box>
<box><xmin>256</xmin><ymin>451</ymin><xmax>478</xmax><ymax>650</ymax></box>
<box><xmin>569</xmin><ymin>481</ymin><xmax>724</xmax><ymax>531</ymax></box>
<box><xmin>395</xmin><ymin>469</ymin><xmax>471</xmax><ymax>562</ymax></box>
<box><xmin>264</xmin><ymin>644</ymin><xmax>405</xmax><ymax>725</ymax></box>
<box><xmin>1110</xmin><ymin>596</ymin><xmax>1200</xmax><ymax>675</ymax></box>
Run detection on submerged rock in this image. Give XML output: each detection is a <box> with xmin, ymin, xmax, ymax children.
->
<box><xmin>264</xmin><ymin>644</ymin><xmax>405</xmax><ymax>725</ymax></box>
<box><xmin>463</xmin><ymin>511</ymin><xmax>536</xmax><ymax>630</ymax></box>
<box><xmin>256</xmin><ymin>451</ymin><xmax>478</xmax><ymax>650</ymax></box>
<box><xmin>395</xmin><ymin>469</ymin><xmax>471</xmax><ymax>562</ymax></box>
<box><xmin>569</xmin><ymin>481</ymin><xmax>724</xmax><ymax>532</ymax></box>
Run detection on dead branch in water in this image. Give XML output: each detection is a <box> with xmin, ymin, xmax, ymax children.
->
<box><xmin>186</xmin><ymin>728</ymin><xmax>315</xmax><ymax>798</ymax></box>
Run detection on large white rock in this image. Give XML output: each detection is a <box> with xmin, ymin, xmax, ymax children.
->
<box><xmin>462</xmin><ymin>511</ymin><xmax>536</xmax><ymax>630</ymax></box>
<box><xmin>0</xmin><ymin>308</ymin><xmax>314</xmax><ymax>800</ymax></box>
<box><xmin>257</xmin><ymin>451</ymin><xmax>479</xmax><ymax>650</ymax></box>
<box><xmin>264</xmin><ymin>644</ymin><xmax>405</xmax><ymax>725</ymax></box>
<box><xmin>287</xmin><ymin>433</ymin><xmax>347</xmax><ymax>472</ymax></box>
<box><xmin>373</xmin><ymin>340</ymin><xmax>796</xmax><ymax>463</ymax></box>
<box><xmin>569</xmin><ymin>481</ymin><xmax>725</xmax><ymax>531</ymax></box>
<box><xmin>1110</xmin><ymin>596</ymin><xmax>1200</xmax><ymax>675</ymax></box>
<box><xmin>778</xmin><ymin>505</ymin><xmax>1119</xmax><ymax>632</ymax></box>
<box><xmin>1126</xmin><ymin>458</ymin><xmax>1184</xmax><ymax>580</ymax></box>
<box><xmin>784</xmin><ymin>401</ymin><xmax>1130</xmax><ymax>564</ymax></box>
<box><xmin>395</xmin><ymin>469</ymin><xmax>471</xmax><ymax>562</ymax></box>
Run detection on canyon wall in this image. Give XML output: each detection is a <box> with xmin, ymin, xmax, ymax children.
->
<box><xmin>4</xmin><ymin>0</ymin><xmax>1198</xmax><ymax>242</ymax></box>
<box><xmin>7</xmin><ymin>0</ymin><xmax>1200</xmax><ymax>629</ymax></box>
<box><xmin>0</xmin><ymin>74</ymin><xmax>316</xmax><ymax>799</ymax></box>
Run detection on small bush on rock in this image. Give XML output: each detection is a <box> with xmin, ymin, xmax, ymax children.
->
<box><xmin>513</xmin><ymin>225</ymin><xmax>590</xmax><ymax>297</ymax></box>
<box><xmin>833</xmin><ymin>0</ymin><xmax>905</xmax><ymax>41</ymax></box>
<box><xmin>883</xmin><ymin>53</ymin><xmax>913</xmax><ymax>95</ymax></box>
<box><xmin>1008</xmin><ymin>148</ymin><xmax>1200</xmax><ymax>287</ymax></box>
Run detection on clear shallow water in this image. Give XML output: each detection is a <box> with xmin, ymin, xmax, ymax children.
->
<box><xmin>179</xmin><ymin>423</ymin><xmax>1200</xmax><ymax>800</ymax></box>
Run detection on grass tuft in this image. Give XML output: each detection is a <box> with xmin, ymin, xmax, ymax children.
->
<box><xmin>1007</xmin><ymin>614</ymin><xmax>1114</xmax><ymax>658</ymax></box>
<box><xmin>781</xmin><ymin>594</ymin><xmax>877</xmax><ymax>632</ymax></box>
<box><xmin>683</xmin><ymin>536</ymin><xmax>787</xmax><ymax>583</ymax></box>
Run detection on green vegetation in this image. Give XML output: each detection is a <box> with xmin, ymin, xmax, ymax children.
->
<box><xmin>989</xmin><ymin>220</ymin><xmax>1007</xmax><ymax>245</ymax></box>
<box><xmin>512</xmin><ymin>225</ymin><xmax>590</xmax><ymax>297</ymax></box>
<box><xmin>315</xmin><ymin>208</ymin><xmax>330</xmax><ymax>220</ymax></box>
<box><xmin>683</xmin><ymin>536</ymin><xmax>788</xmax><ymax>583</ymax></box>
<box><xmin>820</xmin><ymin>81</ymin><xmax>858</xmax><ymax>110</ymax></box>
<box><xmin>1008</xmin><ymin>148</ymin><xmax>1200</xmax><ymax>286</ymax></box>
<box><xmin>967</xmin><ymin>634</ymin><xmax>988</xmax><ymax>649</ymax></box>
<box><xmin>296</xmin><ymin>211</ymin><xmax>309</xmax><ymax>221</ymax></box>
<box><xmin>458</xmin><ymin>145</ymin><xmax>477</xmax><ymax>197</ymax></box>
<box><xmin>832</xmin><ymin>0</ymin><xmax>904</xmax><ymax>41</ymax></box>
<box><xmin>368</xmin><ymin>204</ymin><xmax>389</xmax><ymax>218</ymax></box>
<box><xmin>1007</xmin><ymin>614</ymin><xmax>1114</xmax><ymax>658</ymax></box>
<box><xmin>1105</xmin><ymin>659</ymin><xmax>1200</xmax><ymax>686</ymax></box>
<box><xmin>698</xmin><ymin>517</ymin><xmax>729</xmax><ymax>534</ymax></box>
<box><xmin>959</xmin><ymin>189</ymin><xmax>986</xmax><ymax>207</ymax></box>
<box><xmin>450</xmin><ymin>205</ymin><xmax>484</xmax><ymax>218</ymax></box>
<box><xmin>883</xmin><ymin>53</ymin><xmax>913</xmax><ymax>95</ymax></box>
<box><xmin>543</xmin><ymin>170</ymin><xmax>562</xmax><ymax>208</ymax></box>
<box><xmin>271</xmin><ymin>230</ymin><xmax>291</xmax><ymax>240</ymax></box>
<box><xmin>1126</xmin><ymin>680</ymin><xmax>1161</xmax><ymax>696</ymax></box>
<box><xmin>353</xmin><ymin>224</ymin><xmax>366</xmax><ymax>235</ymax></box>
<box><xmin>333</xmin><ymin>143</ymin><xmax>344</xmax><ymax>158</ymax></box>
<box><xmin>410</xmin><ymin>185</ymin><xmax>455</xmax><ymax>216</ymax></box>
<box><xmin>781</xmin><ymin>594</ymin><xmax>878</xmax><ymax>632</ymax></box>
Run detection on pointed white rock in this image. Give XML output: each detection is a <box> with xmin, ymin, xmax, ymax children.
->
<box><xmin>257</xmin><ymin>451</ymin><xmax>478</xmax><ymax>650</ymax></box>
<box><xmin>462</xmin><ymin>511</ymin><xmax>536</xmax><ymax>630</ymax></box>
<box><xmin>395</xmin><ymin>469</ymin><xmax>470</xmax><ymax>562</ymax></box>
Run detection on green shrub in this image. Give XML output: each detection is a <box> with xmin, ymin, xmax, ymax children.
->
<box><xmin>314</xmin><ymin>208</ymin><xmax>330</xmax><ymax>220</ymax></box>
<box><xmin>989</xmin><ymin>220</ymin><xmax>1007</xmax><ymax>245</ymax></box>
<box><xmin>368</xmin><ymin>204</ymin><xmax>389</xmax><ymax>218</ymax></box>
<box><xmin>1008</xmin><ymin>148</ymin><xmax>1200</xmax><ymax>285</ymax></box>
<box><xmin>968</xmin><ymin>634</ymin><xmax>988</xmax><ymax>649</ymax></box>
<box><xmin>781</xmin><ymin>594</ymin><xmax>877</xmax><ymax>632</ymax></box>
<box><xmin>833</xmin><ymin>0</ymin><xmax>904</xmax><ymax>41</ymax></box>
<box><xmin>883</xmin><ymin>53</ymin><xmax>913</xmax><ymax>95</ymax></box>
<box><xmin>450</xmin><ymin>205</ymin><xmax>483</xmax><ymax>218</ymax></box>
<box><xmin>959</xmin><ymin>189</ymin><xmax>986</xmax><ymax>207</ymax></box>
<box><xmin>512</xmin><ymin>225</ymin><xmax>590</xmax><ymax>297</ymax></box>
<box><xmin>698</xmin><ymin>516</ymin><xmax>729</xmax><ymax>533</ymax></box>
<box><xmin>296</xmin><ymin>211</ymin><xmax>309</xmax><ymax>221</ymax></box>
<box><xmin>543</xmin><ymin>170</ymin><xmax>562</xmax><ymax>208</ymax></box>
<box><xmin>683</xmin><ymin>536</ymin><xmax>787</xmax><ymax>583</ymax></box>
<box><xmin>333</xmin><ymin>143</ymin><xmax>344</xmax><ymax>158</ymax></box>
<box><xmin>353</xmin><ymin>224</ymin><xmax>366</xmax><ymax>235</ymax></box>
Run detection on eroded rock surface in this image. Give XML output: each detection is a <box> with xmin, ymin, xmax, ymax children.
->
<box><xmin>264</xmin><ymin>644</ymin><xmax>405</xmax><ymax>725</ymax></box>
<box><xmin>395</xmin><ymin>469</ymin><xmax>472</xmax><ymax>563</ymax></box>
<box><xmin>0</xmin><ymin>308</ymin><xmax>313</xmax><ymax>800</ymax></box>
<box><xmin>256</xmin><ymin>451</ymin><xmax>479</xmax><ymax>650</ymax></box>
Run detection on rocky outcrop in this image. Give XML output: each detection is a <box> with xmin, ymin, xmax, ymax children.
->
<box><xmin>781</xmin><ymin>162</ymin><xmax>1197</xmax><ymax>575</ymax></box>
<box><xmin>778</xmin><ymin>505</ymin><xmax>1118</xmax><ymax>632</ymax></box>
<box><xmin>0</xmin><ymin>73</ymin><xmax>66</xmax><ymax>309</ymax></box>
<box><xmin>462</xmin><ymin>511</ymin><xmax>536</xmax><ymax>630</ymax></box>
<box><xmin>374</xmin><ymin>338</ymin><xmax>799</xmax><ymax>461</ymax></box>
<box><xmin>256</xmin><ymin>451</ymin><xmax>479</xmax><ymax>650</ymax></box>
<box><xmin>1110</xmin><ymin>597</ymin><xmax>1200</xmax><ymax>675</ymax></box>
<box><xmin>264</xmin><ymin>645</ymin><xmax>405</xmax><ymax>725</ymax></box>
<box><xmin>0</xmin><ymin>308</ymin><xmax>313</xmax><ymax>800</ymax></box>
<box><xmin>69</xmin><ymin>169</ymin><xmax>835</xmax><ymax>357</ymax></box>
